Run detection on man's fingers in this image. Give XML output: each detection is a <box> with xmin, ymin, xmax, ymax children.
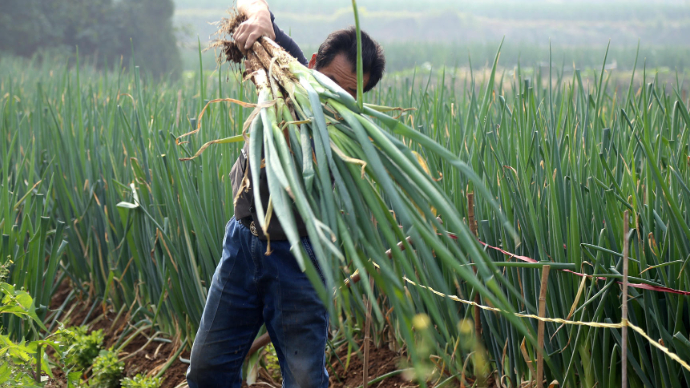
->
<box><xmin>234</xmin><ymin>22</ymin><xmax>246</xmax><ymax>35</ymax></box>
<box><xmin>234</xmin><ymin>23</ymin><xmax>247</xmax><ymax>44</ymax></box>
<box><xmin>232</xmin><ymin>19</ymin><xmax>272</xmax><ymax>54</ymax></box>
<box><xmin>265</xmin><ymin>28</ymin><xmax>276</xmax><ymax>41</ymax></box>
<box><xmin>245</xmin><ymin>32</ymin><xmax>263</xmax><ymax>50</ymax></box>
<box><xmin>234</xmin><ymin>24</ymin><xmax>249</xmax><ymax>54</ymax></box>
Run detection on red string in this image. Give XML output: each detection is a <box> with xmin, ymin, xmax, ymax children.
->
<box><xmin>441</xmin><ymin>232</ymin><xmax>690</xmax><ymax>296</ymax></box>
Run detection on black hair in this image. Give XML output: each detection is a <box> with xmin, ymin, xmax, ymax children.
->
<box><xmin>315</xmin><ymin>26</ymin><xmax>385</xmax><ymax>92</ymax></box>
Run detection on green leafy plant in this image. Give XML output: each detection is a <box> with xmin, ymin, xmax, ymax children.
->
<box><xmin>89</xmin><ymin>349</ymin><xmax>124</xmax><ymax>388</ymax></box>
<box><xmin>66</xmin><ymin>371</ymin><xmax>88</xmax><ymax>388</ymax></box>
<box><xmin>262</xmin><ymin>343</ymin><xmax>281</xmax><ymax>383</ymax></box>
<box><xmin>0</xmin><ymin>268</ymin><xmax>53</xmax><ymax>387</ymax></box>
<box><xmin>58</xmin><ymin>327</ymin><xmax>105</xmax><ymax>371</ymax></box>
<box><xmin>120</xmin><ymin>374</ymin><xmax>162</xmax><ymax>388</ymax></box>
<box><xmin>245</xmin><ymin>342</ymin><xmax>281</xmax><ymax>385</ymax></box>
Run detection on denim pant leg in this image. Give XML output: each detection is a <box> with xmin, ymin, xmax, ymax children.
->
<box><xmin>187</xmin><ymin>218</ymin><xmax>263</xmax><ymax>388</ymax></box>
<box><xmin>258</xmin><ymin>236</ymin><xmax>329</xmax><ymax>388</ymax></box>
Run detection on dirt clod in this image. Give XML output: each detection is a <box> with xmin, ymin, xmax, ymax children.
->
<box><xmin>329</xmin><ymin>345</ymin><xmax>409</xmax><ymax>388</ymax></box>
<box><xmin>209</xmin><ymin>10</ymin><xmax>248</xmax><ymax>64</ymax></box>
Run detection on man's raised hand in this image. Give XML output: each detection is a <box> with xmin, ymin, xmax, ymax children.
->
<box><xmin>234</xmin><ymin>0</ymin><xmax>276</xmax><ymax>54</ymax></box>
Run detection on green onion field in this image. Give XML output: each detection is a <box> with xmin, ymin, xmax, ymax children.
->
<box><xmin>2</xmin><ymin>18</ymin><xmax>690</xmax><ymax>387</ymax></box>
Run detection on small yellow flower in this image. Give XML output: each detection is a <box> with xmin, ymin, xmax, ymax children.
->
<box><xmin>412</xmin><ymin>313</ymin><xmax>431</xmax><ymax>330</ymax></box>
<box><xmin>458</xmin><ymin>319</ymin><xmax>474</xmax><ymax>334</ymax></box>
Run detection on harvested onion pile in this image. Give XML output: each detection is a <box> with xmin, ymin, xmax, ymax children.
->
<box><xmin>197</xmin><ymin>10</ymin><xmax>530</xmax><ymax>363</ymax></box>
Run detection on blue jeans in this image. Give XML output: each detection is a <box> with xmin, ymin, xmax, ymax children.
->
<box><xmin>186</xmin><ymin>218</ymin><xmax>329</xmax><ymax>388</ymax></box>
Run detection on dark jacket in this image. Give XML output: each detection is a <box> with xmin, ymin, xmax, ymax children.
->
<box><xmin>230</xmin><ymin>13</ymin><xmax>309</xmax><ymax>240</ymax></box>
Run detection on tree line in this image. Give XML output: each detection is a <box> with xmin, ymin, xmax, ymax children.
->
<box><xmin>0</xmin><ymin>0</ymin><xmax>181</xmax><ymax>76</ymax></box>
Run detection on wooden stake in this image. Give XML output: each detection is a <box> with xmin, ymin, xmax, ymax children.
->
<box><xmin>467</xmin><ymin>193</ymin><xmax>482</xmax><ymax>338</ymax></box>
<box><xmin>467</xmin><ymin>193</ymin><xmax>477</xmax><ymax>234</ymax></box>
<box><xmin>247</xmin><ymin>332</ymin><xmax>271</xmax><ymax>358</ymax></box>
<box><xmin>348</xmin><ymin>236</ymin><xmax>413</xmax><ymax>285</ymax></box>
<box><xmin>363</xmin><ymin>276</ymin><xmax>375</xmax><ymax>388</ymax></box>
<box><xmin>35</xmin><ymin>344</ymin><xmax>42</xmax><ymax>383</ymax></box>
<box><xmin>622</xmin><ymin>210</ymin><xmax>630</xmax><ymax>388</ymax></box>
<box><xmin>536</xmin><ymin>265</ymin><xmax>550</xmax><ymax>388</ymax></box>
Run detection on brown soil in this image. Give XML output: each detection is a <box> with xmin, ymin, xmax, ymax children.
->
<box><xmin>44</xmin><ymin>281</ymin><xmax>479</xmax><ymax>388</ymax></box>
<box><xmin>236</xmin><ymin>342</ymin><xmax>415</xmax><ymax>388</ymax></box>
<box><xmin>223</xmin><ymin>11</ymin><xmax>247</xmax><ymax>37</ymax></box>
<box><xmin>225</xmin><ymin>43</ymin><xmax>245</xmax><ymax>64</ymax></box>
<box><xmin>208</xmin><ymin>10</ymin><xmax>247</xmax><ymax>65</ymax></box>
<box><xmin>44</xmin><ymin>280</ymin><xmax>190</xmax><ymax>388</ymax></box>
<box><xmin>329</xmin><ymin>344</ymin><xmax>411</xmax><ymax>388</ymax></box>
<box><xmin>326</xmin><ymin>341</ymin><xmax>492</xmax><ymax>388</ymax></box>
<box><xmin>49</xmin><ymin>278</ymin><xmax>72</xmax><ymax>311</ymax></box>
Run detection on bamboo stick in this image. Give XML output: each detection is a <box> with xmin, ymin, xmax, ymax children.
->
<box><xmin>35</xmin><ymin>344</ymin><xmax>41</xmax><ymax>383</ymax></box>
<box><xmin>348</xmin><ymin>236</ymin><xmax>413</xmax><ymax>285</ymax></box>
<box><xmin>622</xmin><ymin>210</ymin><xmax>630</xmax><ymax>388</ymax></box>
<box><xmin>247</xmin><ymin>332</ymin><xmax>271</xmax><ymax>358</ymax></box>
<box><xmin>363</xmin><ymin>276</ymin><xmax>375</xmax><ymax>388</ymax></box>
<box><xmin>536</xmin><ymin>265</ymin><xmax>551</xmax><ymax>388</ymax></box>
<box><xmin>467</xmin><ymin>193</ymin><xmax>482</xmax><ymax>338</ymax></box>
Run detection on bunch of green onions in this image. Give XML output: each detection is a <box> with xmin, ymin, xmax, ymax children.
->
<box><xmin>192</xmin><ymin>16</ymin><xmax>539</xmax><ymax>376</ymax></box>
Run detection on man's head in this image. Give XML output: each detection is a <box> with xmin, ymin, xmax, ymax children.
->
<box><xmin>308</xmin><ymin>27</ymin><xmax>385</xmax><ymax>97</ymax></box>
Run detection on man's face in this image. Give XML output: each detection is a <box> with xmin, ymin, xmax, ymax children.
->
<box><xmin>309</xmin><ymin>52</ymin><xmax>370</xmax><ymax>98</ymax></box>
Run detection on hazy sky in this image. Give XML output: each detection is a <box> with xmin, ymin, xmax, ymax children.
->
<box><xmin>174</xmin><ymin>0</ymin><xmax>690</xmax><ymax>47</ymax></box>
<box><xmin>174</xmin><ymin>0</ymin><xmax>689</xmax><ymax>10</ymax></box>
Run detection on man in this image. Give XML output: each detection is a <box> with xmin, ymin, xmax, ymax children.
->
<box><xmin>186</xmin><ymin>1</ymin><xmax>385</xmax><ymax>387</ymax></box>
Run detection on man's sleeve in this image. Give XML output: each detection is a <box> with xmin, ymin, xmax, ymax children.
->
<box><xmin>270</xmin><ymin>12</ymin><xmax>308</xmax><ymax>66</ymax></box>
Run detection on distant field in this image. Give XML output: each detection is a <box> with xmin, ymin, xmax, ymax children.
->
<box><xmin>174</xmin><ymin>0</ymin><xmax>690</xmax><ymax>74</ymax></box>
<box><xmin>183</xmin><ymin>37</ymin><xmax>690</xmax><ymax>79</ymax></box>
